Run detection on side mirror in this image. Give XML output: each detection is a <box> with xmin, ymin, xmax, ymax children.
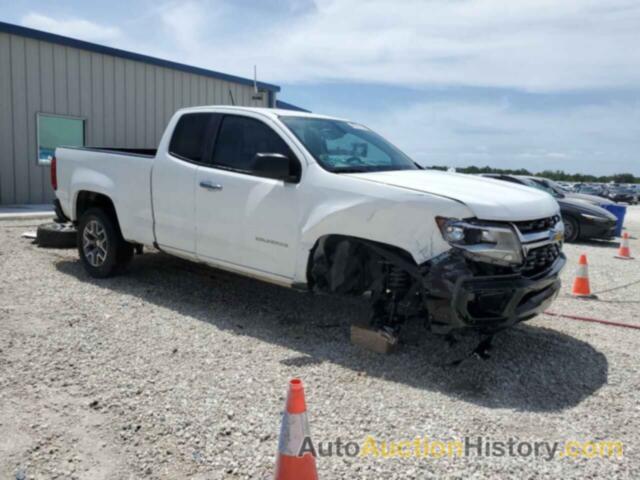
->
<box><xmin>252</xmin><ymin>153</ymin><xmax>301</xmax><ymax>183</ymax></box>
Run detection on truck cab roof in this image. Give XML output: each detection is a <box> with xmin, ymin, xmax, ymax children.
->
<box><xmin>174</xmin><ymin>105</ymin><xmax>344</xmax><ymax>122</ymax></box>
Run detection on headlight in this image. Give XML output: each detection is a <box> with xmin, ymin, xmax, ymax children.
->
<box><xmin>436</xmin><ymin>217</ymin><xmax>498</xmax><ymax>245</ymax></box>
<box><xmin>435</xmin><ymin>217</ymin><xmax>523</xmax><ymax>264</ymax></box>
<box><xmin>439</xmin><ymin>221</ymin><xmax>466</xmax><ymax>243</ymax></box>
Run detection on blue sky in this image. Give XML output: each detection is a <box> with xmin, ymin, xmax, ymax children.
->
<box><xmin>2</xmin><ymin>0</ymin><xmax>640</xmax><ymax>175</ymax></box>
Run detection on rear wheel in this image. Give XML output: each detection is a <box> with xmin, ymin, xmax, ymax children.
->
<box><xmin>78</xmin><ymin>208</ymin><xmax>133</xmax><ymax>278</ymax></box>
<box><xmin>563</xmin><ymin>216</ymin><xmax>579</xmax><ymax>242</ymax></box>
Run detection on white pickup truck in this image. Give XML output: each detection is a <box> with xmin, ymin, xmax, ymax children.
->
<box><xmin>53</xmin><ymin>106</ymin><xmax>565</xmax><ymax>339</ymax></box>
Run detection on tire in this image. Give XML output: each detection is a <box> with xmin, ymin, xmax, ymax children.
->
<box><xmin>563</xmin><ymin>216</ymin><xmax>579</xmax><ymax>242</ymax></box>
<box><xmin>77</xmin><ymin>208</ymin><xmax>133</xmax><ymax>278</ymax></box>
<box><xmin>36</xmin><ymin>222</ymin><xmax>77</xmax><ymax>248</ymax></box>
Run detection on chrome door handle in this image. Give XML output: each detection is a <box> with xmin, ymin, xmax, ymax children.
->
<box><xmin>199</xmin><ymin>181</ymin><xmax>223</xmax><ymax>191</ymax></box>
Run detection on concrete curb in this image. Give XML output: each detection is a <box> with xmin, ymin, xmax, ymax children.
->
<box><xmin>0</xmin><ymin>204</ymin><xmax>55</xmax><ymax>221</ymax></box>
<box><xmin>0</xmin><ymin>212</ymin><xmax>55</xmax><ymax>221</ymax></box>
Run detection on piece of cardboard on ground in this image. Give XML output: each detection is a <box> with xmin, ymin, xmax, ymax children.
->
<box><xmin>350</xmin><ymin>321</ymin><xmax>398</xmax><ymax>354</ymax></box>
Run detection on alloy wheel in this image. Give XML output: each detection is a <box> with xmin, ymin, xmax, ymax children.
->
<box><xmin>82</xmin><ymin>219</ymin><xmax>108</xmax><ymax>267</ymax></box>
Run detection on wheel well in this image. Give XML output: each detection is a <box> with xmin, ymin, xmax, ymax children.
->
<box><xmin>75</xmin><ymin>191</ymin><xmax>119</xmax><ymax>228</ymax></box>
<box><xmin>306</xmin><ymin>234</ymin><xmax>417</xmax><ymax>294</ymax></box>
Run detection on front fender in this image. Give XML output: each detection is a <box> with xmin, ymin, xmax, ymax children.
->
<box><xmin>293</xmin><ymin>192</ymin><xmax>473</xmax><ymax>283</ymax></box>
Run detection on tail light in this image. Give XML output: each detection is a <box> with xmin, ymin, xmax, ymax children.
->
<box><xmin>51</xmin><ymin>156</ymin><xmax>57</xmax><ymax>190</ymax></box>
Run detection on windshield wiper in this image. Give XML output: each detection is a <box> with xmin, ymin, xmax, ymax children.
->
<box><xmin>332</xmin><ymin>167</ymin><xmax>371</xmax><ymax>174</ymax></box>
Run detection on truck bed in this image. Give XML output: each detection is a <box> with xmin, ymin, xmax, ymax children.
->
<box><xmin>65</xmin><ymin>146</ymin><xmax>157</xmax><ymax>157</ymax></box>
<box><xmin>55</xmin><ymin>146</ymin><xmax>156</xmax><ymax>246</ymax></box>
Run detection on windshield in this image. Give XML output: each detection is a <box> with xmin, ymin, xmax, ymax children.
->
<box><xmin>528</xmin><ymin>178</ymin><xmax>561</xmax><ymax>197</ymax></box>
<box><xmin>520</xmin><ymin>177</ymin><xmax>559</xmax><ymax>197</ymax></box>
<box><xmin>543</xmin><ymin>178</ymin><xmax>568</xmax><ymax>193</ymax></box>
<box><xmin>279</xmin><ymin>116</ymin><xmax>418</xmax><ymax>173</ymax></box>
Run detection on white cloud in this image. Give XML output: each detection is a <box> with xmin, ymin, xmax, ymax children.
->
<box><xmin>159</xmin><ymin>2</ymin><xmax>209</xmax><ymax>53</ymax></box>
<box><xmin>19</xmin><ymin>1</ymin><xmax>640</xmax><ymax>91</ymax></box>
<box><xmin>350</xmin><ymin>98</ymin><xmax>640</xmax><ymax>174</ymax></box>
<box><xmin>147</xmin><ymin>0</ymin><xmax>640</xmax><ymax>92</ymax></box>
<box><xmin>15</xmin><ymin>2</ymin><xmax>640</xmax><ymax>174</ymax></box>
<box><xmin>22</xmin><ymin>12</ymin><xmax>122</xmax><ymax>43</ymax></box>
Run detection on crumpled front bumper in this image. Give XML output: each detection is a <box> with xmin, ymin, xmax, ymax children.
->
<box><xmin>423</xmin><ymin>251</ymin><xmax>566</xmax><ymax>334</ymax></box>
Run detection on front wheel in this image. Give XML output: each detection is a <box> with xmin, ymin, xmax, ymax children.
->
<box><xmin>78</xmin><ymin>208</ymin><xmax>133</xmax><ymax>278</ymax></box>
<box><xmin>563</xmin><ymin>216</ymin><xmax>579</xmax><ymax>243</ymax></box>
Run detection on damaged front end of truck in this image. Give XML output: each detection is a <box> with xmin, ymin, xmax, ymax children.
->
<box><xmin>308</xmin><ymin>214</ymin><xmax>566</xmax><ymax>346</ymax></box>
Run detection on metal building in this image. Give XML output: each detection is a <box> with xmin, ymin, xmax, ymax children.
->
<box><xmin>0</xmin><ymin>21</ymin><xmax>281</xmax><ymax>205</ymax></box>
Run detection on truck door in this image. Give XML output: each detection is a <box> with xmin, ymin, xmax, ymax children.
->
<box><xmin>152</xmin><ymin>113</ymin><xmax>218</xmax><ymax>257</ymax></box>
<box><xmin>195</xmin><ymin>114</ymin><xmax>302</xmax><ymax>280</ymax></box>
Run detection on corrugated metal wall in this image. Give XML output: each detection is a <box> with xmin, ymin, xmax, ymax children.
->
<box><xmin>0</xmin><ymin>32</ymin><xmax>271</xmax><ymax>205</ymax></box>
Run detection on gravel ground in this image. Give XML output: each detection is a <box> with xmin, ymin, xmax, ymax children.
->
<box><xmin>1</xmin><ymin>207</ymin><xmax>639</xmax><ymax>479</ymax></box>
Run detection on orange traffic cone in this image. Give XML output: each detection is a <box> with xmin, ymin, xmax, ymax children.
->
<box><xmin>615</xmin><ymin>233</ymin><xmax>634</xmax><ymax>260</ymax></box>
<box><xmin>275</xmin><ymin>379</ymin><xmax>318</xmax><ymax>480</ymax></box>
<box><xmin>572</xmin><ymin>254</ymin><xmax>596</xmax><ymax>299</ymax></box>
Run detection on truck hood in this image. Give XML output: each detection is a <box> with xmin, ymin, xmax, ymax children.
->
<box><xmin>347</xmin><ymin>170</ymin><xmax>560</xmax><ymax>221</ymax></box>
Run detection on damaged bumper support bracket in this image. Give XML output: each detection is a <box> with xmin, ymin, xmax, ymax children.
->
<box><xmin>310</xmin><ymin>231</ymin><xmax>565</xmax><ymax>353</ymax></box>
<box><xmin>424</xmin><ymin>252</ymin><xmax>566</xmax><ymax>334</ymax></box>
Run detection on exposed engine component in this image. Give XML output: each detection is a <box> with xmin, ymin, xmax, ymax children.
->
<box><xmin>309</xmin><ymin>236</ymin><xmax>426</xmax><ymax>337</ymax></box>
<box><xmin>308</xmin><ymin>233</ymin><xmax>564</xmax><ymax>349</ymax></box>
<box><xmin>370</xmin><ymin>263</ymin><xmax>419</xmax><ymax>334</ymax></box>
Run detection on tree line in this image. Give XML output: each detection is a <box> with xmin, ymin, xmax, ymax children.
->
<box><xmin>427</xmin><ymin>166</ymin><xmax>639</xmax><ymax>184</ymax></box>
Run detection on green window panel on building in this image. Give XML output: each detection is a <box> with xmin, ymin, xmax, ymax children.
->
<box><xmin>37</xmin><ymin>113</ymin><xmax>85</xmax><ymax>165</ymax></box>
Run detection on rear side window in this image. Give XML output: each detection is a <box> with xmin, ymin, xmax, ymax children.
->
<box><xmin>169</xmin><ymin>113</ymin><xmax>215</xmax><ymax>162</ymax></box>
<box><xmin>212</xmin><ymin>116</ymin><xmax>292</xmax><ymax>172</ymax></box>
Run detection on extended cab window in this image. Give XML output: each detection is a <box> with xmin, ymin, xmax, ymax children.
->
<box><xmin>212</xmin><ymin>116</ymin><xmax>293</xmax><ymax>173</ymax></box>
<box><xmin>169</xmin><ymin>113</ymin><xmax>215</xmax><ymax>162</ymax></box>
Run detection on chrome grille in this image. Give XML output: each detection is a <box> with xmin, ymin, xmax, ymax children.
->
<box><xmin>521</xmin><ymin>243</ymin><xmax>561</xmax><ymax>276</ymax></box>
<box><xmin>513</xmin><ymin>215</ymin><xmax>561</xmax><ymax>235</ymax></box>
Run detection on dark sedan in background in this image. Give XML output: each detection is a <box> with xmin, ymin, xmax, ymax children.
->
<box><xmin>482</xmin><ymin>174</ymin><xmax>618</xmax><ymax>242</ymax></box>
<box><xmin>527</xmin><ymin>177</ymin><xmax>614</xmax><ymax>207</ymax></box>
<box><xmin>604</xmin><ymin>186</ymin><xmax>637</xmax><ymax>204</ymax></box>
<box><xmin>575</xmin><ymin>184</ymin><xmax>607</xmax><ymax>197</ymax></box>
